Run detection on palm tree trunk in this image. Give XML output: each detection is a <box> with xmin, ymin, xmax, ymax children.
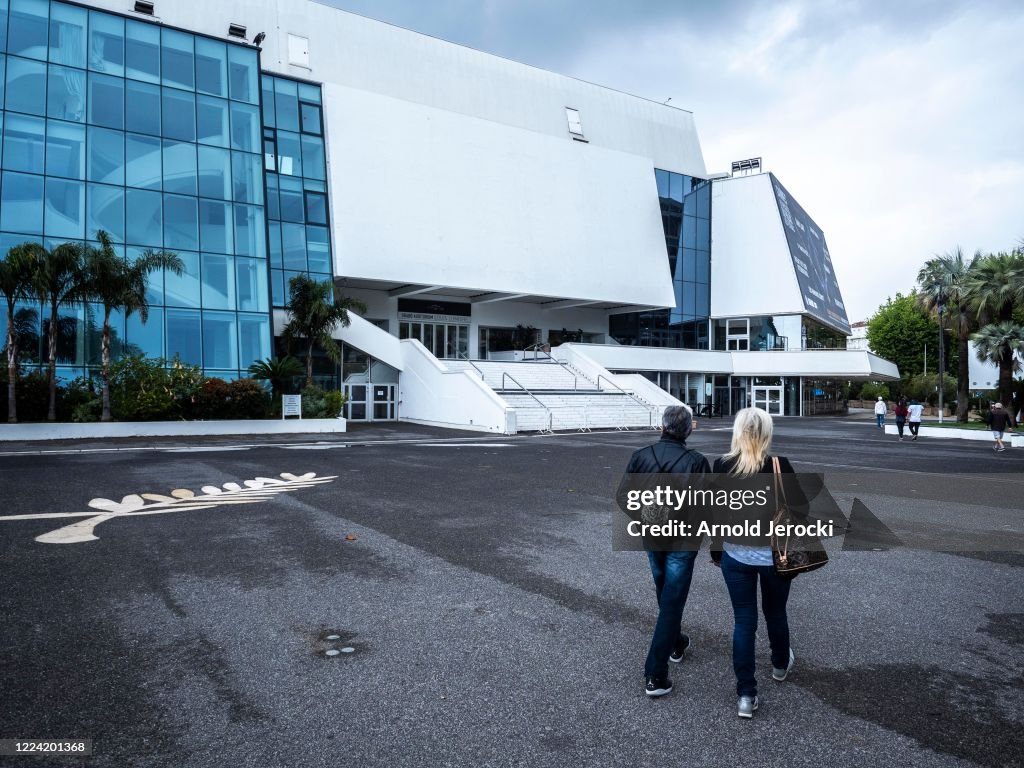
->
<box><xmin>956</xmin><ymin>312</ymin><xmax>969</xmax><ymax>422</ymax></box>
<box><xmin>47</xmin><ymin>301</ymin><xmax>58</xmax><ymax>421</ymax></box>
<box><xmin>6</xmin><ymin>304</ymin><xmax>17</xmax><ymax>424</ymax></box>
<box><xmin>100</xmin><ymin>308</ymin><xmax>112</xmax><ymax>422</ymax></box>
<box><xmin>999</xmin><ymin>349</ymin><xmax>1013</xmax><ymax>417</ymax></box>
<box><xmin>306</xmin><ymin>342</ymin><xmax>314</xmax><ymax>388</ymax></box>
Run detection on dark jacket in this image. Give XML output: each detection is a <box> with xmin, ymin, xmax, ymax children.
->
<box><xmin>991</xmin><ymin>410</ymin><xmax>1011</xmax><ymax>432</ymax></box>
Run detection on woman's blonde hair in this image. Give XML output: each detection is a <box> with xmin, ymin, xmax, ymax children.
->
<box><xmin>723</xmin><ymin>407</ymin><xmax>773</xmax><ymax>476</ymax></box>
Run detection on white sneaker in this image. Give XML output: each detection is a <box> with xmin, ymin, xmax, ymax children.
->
<box><xmin>772</xmin><ymin>649</ymin><xmax>796</xmax><ymax>681</ymax></box>
<box><xmin>737</xmin><ymin>695</ymin><xmax>759</xmax><ymax>718</ymax></box>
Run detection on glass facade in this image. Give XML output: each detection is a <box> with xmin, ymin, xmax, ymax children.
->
<box><xmin>261</xmin><ymin>73</ymin><xmax>331</xmax><ymax>308</ymax></box>
<box><xmin>609</xmin><ymin>169</ymin><xmax>710</xmax><ymax>348</ymax></box>
<box><xmin>0</xmin><ymin>1</ymin><xmax>272</xmax><ymax>379</ymax></box>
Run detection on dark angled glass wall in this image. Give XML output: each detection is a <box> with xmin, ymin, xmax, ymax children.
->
<box><xmin>261</xmin><ymin>73</ymin><xmax>331</xmax><ymax>307</ymax></box>
<box><xmin>609</xmin><ymin>169</ymin><xmax>710</xmax><ymax>348</ymax></box>
<box><xmin>0</xmin><ymin>0</ymin><xmax>272</xmax><ymax>380</ymax></box>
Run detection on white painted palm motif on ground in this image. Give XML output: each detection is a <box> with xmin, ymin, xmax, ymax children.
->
<box><xmin>1</xmin><ymin>472</ymin><xmax>337</xmax><ymax>544</ymax></box>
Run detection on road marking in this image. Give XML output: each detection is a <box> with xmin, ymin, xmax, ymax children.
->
<box><xmin>0</xmin><ymin>472</ymin><xmax>336</xmax><ymax>544</ymax></box>
<box><xmin>415</xmin><ymin>443</ymin><xmax>514</xmax><ymax>448</ymax></box>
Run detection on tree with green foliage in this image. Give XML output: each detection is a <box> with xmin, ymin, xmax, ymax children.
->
<box><xmin>971</xmin><ymin>321</ymin><xmax>1024</xmax><ymax>419</ymax></box>
<box><xmin>0</xmin><ymin>243</ymin><xmax>44</xmax><ymax>423</ymax></box>
<box><xmin>247</xmin><ymin>356</ymin><xmax>304</xmax><ymax>401</ymax></box>
<box><xmin>866</xmin><ymin>293</ymin><xmax>946</xmax><ymax>383</ymax></box>
<box><xmin>33</xmin><ymin>241</ymin><xmax>87</xmax><ymax>421</ymax></box>
<box><xmin>917</xmin><ymin>247</ymin><xmax>979</xmax><ymax>421</ymax></box>
<box><xmin>82</xmin><ymin>231</ymin><xmax>184</xmax><ymax>422</ymax></box>
<box><xmin>964</xmin><ymin>249</ymin><xmax>1024</xmax><ymax>409</ymax></box>
<box><xmin>282</xmin><ymin>275</ymin><xmax>366</xmax><ymax>387</ymax></box>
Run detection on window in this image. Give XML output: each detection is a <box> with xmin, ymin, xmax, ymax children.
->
<box><xmin>3</xmin><ymin>113</ymin><xmax>45</xmax><ymax>173</ymax></box>
<box><xmin>8</xmin><ymin>0</ymin><xmax>49</xmax><ymax>60</ymax></box>
<box><xmin>276</xmin><ymin>130</ymin><xmax>301</xmax><ymax>176</ymax></box>
<box><xmin>270</xmin><ymin>269</ymin><xmax>285</xmax><ymax>304</ymax></box>
<box><xmin>299</xmin><ymin>102</ymin><xmax>321</xmax><ymax>135</ymax></box>
<box><xmin>233</xmin><ymin>204</ymin><xmax>265</xmax><ymax>258</ymax></box>
<box><xmin>162</xmin><ymin>87</ymin><xmax>196</xmax><ymax>142</ymax></box>
<box><xmin>164</xmin><ymin>250</ymin><xmax>199</xmax><ymax>307</ymax></box>
<box><xmin>125</xmin><ymin>20</ymin><xmax>160</xmax><ymax>83</ymax></box>
<box><xmin>163</xmin><ymin>194</ymin><xmax>198</xmax><ymax>251</ymax></box>
<box><xmin>726</xmin><ymin>318</ymin><xmax>749</xmax><ymax>351</ymax></box>
<box><xmin>166</xmin><ymin>308</ymin><xmax>201</xmax><ymax>364</ymax></box>
<box><xmin>49</xmin><ymin>2</ymin><xmax>87</xmax><ymax>69</ymax></box>
<box><xmin>199</xmin><ymin>199</ymin><xmax>232</xmax><ymax>254</ymax></box>
<box><xmin>87</xmin><ymin>126</ymin><xmax>124</xmax><ymax>185</ymax></box>
<box><xmin>87</xmin><ymin>183</ymin><xmax>124</xmax><ymax>242</ymax></box>
<box><xmin>278</xmin><ymin>176</ymin><xmax>303</xmax><ymax>222</ymax></box>
<box><xmin>231</xmin><ymin>150</ymin><xmax>262</xmax><ymax>204</ymax></box>
<box><xmin>125</xmin><ymin>80</ymin><xmax>160</xmax><ymax>135</ymax></box>
<box><xmin>260</xmin><ymin>76</ymin><xmax>275</xmax><ymax>128</ymax></box>
<box><xmin>227</xmin><ymin>45</ymin><xmax>258</xmax><ymax>104</ymax></box>
<box><xmin>235</xmin><ymin>257</ymin><xmax>267</xmax><ymax>312</ymax></box>
<box><xmin>202</xmin><ymin>311</ymin><xmax>236</xmax><ymax>369</ymax></box>
<box><xmin>200</xmin><ymin>252</ymin><xmax>233</xmax><ymax>309</ymax></box>
<box><xmin>194</xmin><ymin>37</ymin><xmax>227</xmax><ymax>97</ymax></box>
<box><xmin>162</xmin><ymin>139</ymin><xmax>196</xmax><ymax>196</ymax></box>
<box><xmin>88</xmin><ymin>10</ymin><xmax>124</xmax><ymax>76</ymax></box>
<box><xmin>126</xmin><ymin>307</ymin><xmax>163</xmax><ymax>358</ymax></box>
<box><xmin>273</xmin><ymin>78</ymin><xmax>299</xmax><ymax>131</ymax></box>
<box><xmin>267</xmin><ymin>221</ymin><xmax>282</xmax><ymax>266</ymax></box>
<box><xmin>281</xmin><ymin>222</ymin><xmax>306</xmax><ymax>270</ymax></box>
<box><xmin>45</xmin><ymin>119</ymin><xmax>85</xmax><ymax>179</ymax></box>
<box><xmin>229</xmin><ymin>101</ymin><xmax>259</xmax><ymax>153</ymax></box>
<box><xmin>44</xmin><ymin>177</ymin><xmax>84</xmax><ymax>239</ymax></box>
<box><xmin>48</xmin><ymin>63</ymin><xmax>87</xmax><ymax>120</ymax></box>
<box><xmin>565</xmin><ymin>107</ymin><xmax>583</xmax><ymax>137</ymax></box>
<box><xmin>87</xmin><ymin>72</ymin><xmax>123</xmax><ymax>129</ymax></box>
<box><xmin>196</xmin><ymin>95</ymin><xmax>229</xmax><ymax>147</ymax></box>
<box><xmin>125</xmin><ymin>133</ymin><xmax>161</xmax><ymax>189</ymax></box>
<box><xmin>300</xmin><ymin>134</ymin><xmax>324</xmax><ymax>180</ymax></box>
<box><xmin>238</xmin><ymin>314</ymin><xmax>270</xmax><ymax>366</ymax></box>
<box><xmin>197</xmin><ymin>145</ymin><xmax>230</xmax><ymax>200</ymax></box>
<box><xmin>161</xmin><ymin>29</ymin><xmax>194</xmax><ymax>90</ymax></box>
<box><xmin>1</xmin><ymin>172</ymin><xmax>44</xmax><ymax>233</ymax></box>
<box><xmin>306</xmin><ymin>225</ymin><xmax>330</xmax><ymax>272</ymax></box>
<box><xmin>304</xmin><ymin>191</ymin><xmax>327</xmax><ymax>225</ymax></box>
<box><xmin>7</xmin><ymin>56</ymin><xmax>47</xmax><ymax>114</ymax></box>
<box><xmin>265</xmin><ymin>174</ymin><xmax>279</xmax><ymax>219</ymax></box>
<box><xmin>125</xmin><ymin>188</ymin><xmax>162</xmax><ymax>247</ymax></box>
<box><xmin>298</xmin><ymin>82</ymin><xmax>320</xmax><ymax>104</ymax></box>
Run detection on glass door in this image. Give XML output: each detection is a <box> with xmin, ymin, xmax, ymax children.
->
<box><xmin>752</xmin><ymin>386</ymin><xmax>783</xmax><ymax>415</ymax></box>
<box><xmin>343</xmin><ymin>384</ymin><xmax>368</xmax><ymax>420</ymax></box>
<box><xmin>372</xmin><ymin>384</ymin><xmax>396</xmax><ymax>420</ymax></box>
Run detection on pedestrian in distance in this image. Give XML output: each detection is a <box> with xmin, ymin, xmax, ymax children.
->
<box><xmin>874</xmin><ymin>396</ymin><xmax>887</xmax><ymax>428</ymax></box>
<box><xmin>989</xmin><ymin>402</ymin><xmax>1012</xmax><ymax>452</ymax></box>
<box><xmin>894</xmin><ymin>397</ymin><xmax>909</xmax><ymax>441</ymax></box>
<box><xmin>907</xmin><ymin>399</ymin><xmax>924</xmax><ymax>441</ymax></box>
<box><xmin>619</xmin><ymin>405</ymin><xmax>710</xmax><ymax>698</ymax></box>
<box><xmin>711</xmin><ymin>408</ymin><xmax>803</xmax><ymax>719</ymax></box>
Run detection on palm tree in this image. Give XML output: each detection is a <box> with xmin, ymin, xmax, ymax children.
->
<box><xmin>972</xmin><ymin>321</ymin><xmax>1024</xmax><ymax>419</ymax></box>
<box><xmin>248</xmin><ymin>356</ymin><xmax>304</xmax><ymax>402</ymax></box>
<box><xmin>964</xmin><ymin>250</ymin><xmax>1024</xmax><ymax>408</ymax></box>
<box><xmin>33</xmin><ymin>241</ymin><xmax>87</xmax><ymax>421</ymax></box>
<box><xmin>82</xmin><ymin>231</ymin><xmax>184</xmax><ymax>422</ymax></box>
<box><xmin>917</xmin><ymin>247</ymin><xmax>979</xmax><ymax>421</ymax></box>
<box><xmin>0</xmin><ymin>243</ymin><xmax>44</xmax><ymax>423</ymax></box>
<box><xmin>281</xmin><ymin>275</ymin><xmax>366</xmax><ymax>387</ymax></box>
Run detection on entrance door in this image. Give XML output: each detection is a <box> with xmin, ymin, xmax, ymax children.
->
<box><xmin>372</xmin><ymin>384</ymin><xmax>396</xmax><ymax>420</ymax></box>
<box><xmin>343</xmin><ymin>384</ymin><xmax>368</xmax><ymax>420</ymax></box>
<box><xmin>752</xmin><ymin>386</ymin><xmax>783</xmax><ymax>415</ymax></box>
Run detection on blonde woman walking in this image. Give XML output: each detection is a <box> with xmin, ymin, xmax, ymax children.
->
<box><xmin>712</xmin><ymin>407</ymin><xmax>801</xmax><ymax>718</ymax></box>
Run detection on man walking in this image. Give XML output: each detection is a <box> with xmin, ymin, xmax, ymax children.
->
<box><xmin>874</xmin><ymin>396</ymin><xmax>887</xmax><ymax>429</ymax></box>
<box><xmin>620</xmin><ymin>405</ymin><xmax>709</xmax><ymax>698</ymax></box>
<box><xmin>907</xmin><ymin>399</ymin><xmax>924</xmax><ymax>441</ymax></box>
<box><xmin>990</xmin><ymin>402</ymin><xmax>1011</xmax><ymax>452</ymax></box>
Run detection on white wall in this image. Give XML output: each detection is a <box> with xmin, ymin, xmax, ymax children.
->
<box><xmin>710</xmin><ymin>174</ymin><xmax>805</xmax><ymax>319</ymax></box>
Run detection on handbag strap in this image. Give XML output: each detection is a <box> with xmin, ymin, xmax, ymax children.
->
<box><xmin>771</xmin><ymin>456</ymin><xmax>789</xmax><ymax>561</ymax></box>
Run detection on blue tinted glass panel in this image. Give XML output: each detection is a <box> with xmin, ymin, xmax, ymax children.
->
<box><xmin>44</xmin><ymin>177</ymin><xmax>84</xmax><ymax>239</ymax></box>
<box><xmin>126</xmin><ymin>307</ymin><xmax>163</xmax><ymax>358</ymax></box>
<box><xmin>233</xmin><ymin>203</ymin><xmax>265</xmax><ymax>259</ymax></box>
<box><xmin>305</xmin><ymin>191</ymin><xmax>327</xmax><ymax>225</ymax></box>
<box><xmin>87</xmin><ymin>71</ymin><xmax>123</xmax><ymax>128</ymax></box>
<box><xmin>6</xmin><ymin>55</ymin><xmax>46</xmax><ymax>114</ymax></box>
<box><xmin>163</xmin><ymin>194</ymin><xmax>198</xmax><ymax>251</ymax></box>
<box><xmin>281</xmin><ymin>222</ymin><xmax>306</xmax><ymax>270</ymax></box>
<box><xmin>124</xmin><ymin>20</ymin><xmax>159</xmax><ymax>83</ymax></box>
<box><xmin>161</xmin><ymin>29</ymin><xmax>193</xmax><ymax>90</ymax></box>
<box><xmin>49</xmin><ymin>3</ymin><xmax>87</xmax><ymax>69</ymax></box>
<box><xmin>270</xmin><ymin>269</ymin><xmax>285</xmax><ymax>305</ymax></box>
<box><xmin>199</xmin><ymin>199</ymin><xmax>232</xmax><ymax>254</ymax></box>
<box><xmin>87</xmin><ymin>183</ymin><xmax>124</xmax><ymax>242</ymax></box>
<box><xmin>125</xmin><ymin>188</ymin><xmax>162</xmax><ymax>247</ymax></box>
<box><xmin>260</xmin><ymin>75</ymin><xmax>274</xmax><ymax>128</ymax></box>
<box><xmin>229</xmin><ymin>101</ymin><xmax>259</xmax><ymax>153</ymax></box>
<box><xmin>45</xmin><ymin>119</ymin><xmax>85</xmax><ymax>179</ymax></box>
<box><xmin>47</xmin><ymin>63</ymin><xmax>86</xmax><ymax>121</ymax></box>
<box><xmin>278</xmin><ymin>176</ymin><xmax>303</xmax><ymax>222</ymax></box>
<box><xmin>306</xmin><ymin>226</ymin><xmax>330</xmax><ymax>272</ymax></box>
<box><xmin>231</xmin><ymin>150</ymin><xmax>263</xmax><ymax>205</ymax></box>
<box><xmin>125</xmin><ymin>79</ymin><xmax>160</xmax><ymax>135</ymax></box>
<box><xmin>8</xmin><ymin>0</ymin><xmax>48</xmax><ymax>60</ymax></box>
<box><xmin>166</xmin><ymin>308</ymin><xmax>201</xmax><ymax>364</ymax></box>
<box><xmin>200</xmin><ymin>252</ymin><xmax>233</xmax><ymax>309</ymax></box>
<box><xmin>162</xmin><ymin>139</ymin><xmax>196</xmax><ymax>196</ymax></box>
<box><xmin>87</xmin><ymin>10</ymin><xmax>123</xmax><ymax>76</ymax></box>
<box><xmin>3</xmin><ymin>112</ymin><xmax>44</xmax><ymax>172</ymax></box>
<box><xmin>267</xmin><ymin>221</ymin><xmax>281</xmax><ymax>267</ymax></box>
<box><xmin>227</xmin><ymin>44</ymin><xmax>257</xmax><ymax>104</ymax></box>
<box><xmin>164</xmin><ymin>250</ymin><xmax>198</xmax><ymax>306</ymax></box>
<box><xmin>194</xmin><ymin>37</ymin><xmax>226</xmax><ymax>97</ymax></box>
<box><xmin>235</xmin><ymin>257</ymin><xmax>267</xmax><ymax>312</ymax></box>
<box><xmin>0</xmin><ymin>0</ymin><xmax>7</xmax><ymax>53</ymax></box>
<box><xmin>238</xmin><ymin>314</ymin><xmax>270</xmax><ymax>364</ymax></box>
<box><xmin>202</xmin><ymin>311</ymin><xmax>236</xmax><ymax>369</ymax></box>
<box><xmin>276</xmin><ymin>130</ymin><xmax>301</xmax><ymax>176</ymax></box>
<box><xmin>668</xmin><ymin>172</ymin><xmax>683</xmax><ymax>203</ymax></box>
<box><xmin>197</xmin><ymin>145</ymin><xmax>230</xmax><ymax>200</ymax></box>
<box><xmin>265</xmin><ymin>174</ymin><xmax>279</xmax><ymax>219</ymax></box>
<box><xmin>161</xmin><ymin>87</ymin><xmax>195</xmax><ymax>141</ymax></box>
<box><xmin>87</xmin><ymin>125</ymin><xmax>123</xmax><ymax>185</ymax></box>
<box><xmin>300</xmin><ymin>102</ymin><xmax>321</xmax><ymax>135</ymax></box>
<box><xmin>0</xmin><ymin>57</ymin><xmax>5</xmax><ymax>106</ymax></box>
<box><xmin>127</xmin><ymin>246</ymin><xmax>162</xmax><ymax>303</ymax></box>
<box><xmin>196</xmin><ymin>94</ymin><xmax>228</xmax><ymax>147</ymax></box>
<box><xmin>696</xmin><ymin>252</ymin><xmax>709</xmax><ymax>283</ymax></box>
<box><xmin>300</xmin><ymin>134</ymin><xmax>324</xmax><ymax>180</ymax></box>
<box><xmin>298</xmin><ymin>82</ymin><xmax>320</xmax><ymax>104</ymax></box>
<box><xmin>1</xmin><ymin>171</ymin><xmax>43</xmax><ymax>232</ymax></box>
<box><xmin>273</xmin><ymin>78</ymin><xmax>298</xmax><ymax>131</ymax></box>
<box><xmin>125</xmin><ymin>133</ymin><xmax>161</xmax><ymax>189</ymax></box>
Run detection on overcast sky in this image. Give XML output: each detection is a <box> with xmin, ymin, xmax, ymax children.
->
<box><xmin>323</xmin><ymin>0</ymin><xmax>1023</xmax><ymax>322</ymax></box>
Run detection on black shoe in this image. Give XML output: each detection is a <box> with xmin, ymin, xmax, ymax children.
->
<box><xmin>669</xmin><ymin>634</ymin><xmax>691</xmax><ymax>663</ymax></box>
<box><xmin>645</xmin><ymin>676</ymin><xmax>673</xmax><ymax>697</ymax></box>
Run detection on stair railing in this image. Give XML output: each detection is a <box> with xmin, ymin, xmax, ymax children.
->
<box><xmin>596</xmin><ymin>374</ymin><xmax>660</xmax><ymax>429</ymax></box>
<box><xmin>502</xmin><ymin>372</ymin><xmax>553</xmax><ymax>433</ymax></box>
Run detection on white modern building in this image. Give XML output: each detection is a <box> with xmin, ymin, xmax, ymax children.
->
<box><xmin>0</xmin><ymin>0</ymin><xmax>898</xmax><ymax>433</ymax></box>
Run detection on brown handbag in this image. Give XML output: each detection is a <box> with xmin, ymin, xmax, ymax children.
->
<box><xmin>770</xmin><ymin>456</ymin><xmax>829</xmax><ymax>577</ymax></box>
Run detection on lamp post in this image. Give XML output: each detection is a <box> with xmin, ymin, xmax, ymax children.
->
<box><xmin>937</xmin><ymin>294</ymin><xmax>946</xmax><ymax>424</ymax></box>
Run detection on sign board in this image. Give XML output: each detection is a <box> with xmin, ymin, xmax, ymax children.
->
<box><xmin>282</xmin><ymin>395</ymin><xmax>302</xmax><ymax>419</ymax></box>
<box><xmin>705</xmin><ymin>382</ymin><xmax>713</xmax><ymax>396</ymax></box>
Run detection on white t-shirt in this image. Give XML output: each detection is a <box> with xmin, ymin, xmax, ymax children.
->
<box><xmin>908</xmin><ymin>404</ymin><xmax>924</xmax><ymax>422</ymax></box>
<box><xmin>874</xmin><ymin>401</ymin><xmax>887</xmax><ymax>415</ymax></box>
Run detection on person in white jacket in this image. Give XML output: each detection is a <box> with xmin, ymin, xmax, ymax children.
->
<box><xmin>874</xmin><ymin>397</ymin><xmax>887</xmax><ymax>429</ymax></box>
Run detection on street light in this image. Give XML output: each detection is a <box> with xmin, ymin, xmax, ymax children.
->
<box><xmin>937</xmin><ymin>294</ymin><xmax>946</xmax><ymax>424</ymax></box>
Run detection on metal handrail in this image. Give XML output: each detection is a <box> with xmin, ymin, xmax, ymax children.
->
<box><xmin>597</xmin><ymin>374</ymin><xmax>660</xmax><ymax>429</ymax></box>
<box><xmin>521</xmin><ymin>342</ymin><xmax>550</xmax><ymax>360</ymax></box>
<box><xmin>549</xmin><ymin>356</ymin><xmax>580</xmax><ymax>391</ymax></box>
<box><xmin>502</xmin><ymin>372</ymin><xmax>553</xmax><ymax>432</ymax></box>
<box><xmin>456</xmin><ymin>351</ymin><xmax>485</xmax><ymax>380</ymax></box>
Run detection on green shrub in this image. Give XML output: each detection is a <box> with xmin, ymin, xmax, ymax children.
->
<box><xmin>859</xmin><ymin>382</ymin><xmax>890</xmax><ymax>401</ymax></box>
<box><xmin>299</xmin><ymin>385</ymin><xmax>346</xmax><ymax>418</ymax></box>
<box><xmin>323</xmin><ymin>389</ymin><xmax>346</xmax><ymax>418</ymax></box>
<box><xmin>191</xmin><ymin>377</ymin><xmax>233</xmax><ymax>420</ymax></box>
<box><xmin>228</xmin><ymin>378</ymin><xmax>271</xmax><ymax>419</ymax></box>
<box><xmin>62</xmin><ymin>377</ymin><xmax>100</xmax><ymax>422</ymax></box>
<box><xmin>108</xmin><ymin>355</ymin><xmax>202</xmax><ymax>421</ymax></box>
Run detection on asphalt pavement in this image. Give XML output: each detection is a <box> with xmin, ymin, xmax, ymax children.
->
<box><xmin>1</xmin><ymin>417</ymin><xmax>1021</xmax><ymax>767</ymax></box>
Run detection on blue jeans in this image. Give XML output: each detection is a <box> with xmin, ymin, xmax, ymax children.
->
<box><xmin>876</xmin><ymin>413</ymin><xmax>885</xmax><ymax>427</ymax></box>
<box><xmin>645</xmin><ymin>550</ymin><xmax>697</xmax><ymax>678</ymax></box>
<box><xmin>720</xmin><ymin>550</ymin><xmax>792</xmax><ymax>697</ymax></box>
